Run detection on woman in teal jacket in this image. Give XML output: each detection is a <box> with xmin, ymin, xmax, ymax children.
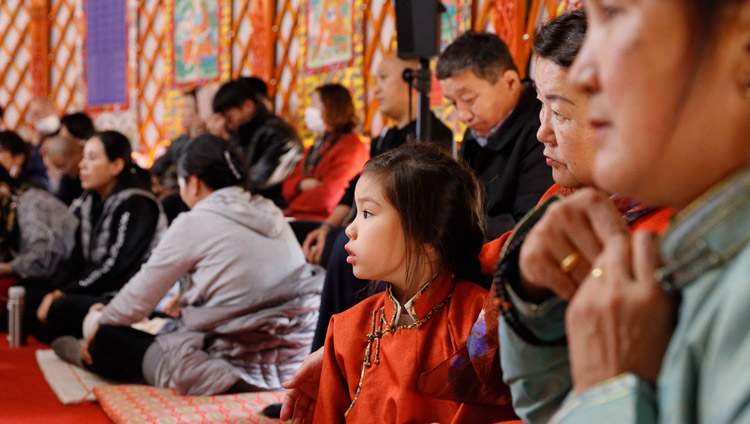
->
<box><xmin>497</xmin><ymin>1</ymin><xmax>750</xmax><ymax>423</ymax></box>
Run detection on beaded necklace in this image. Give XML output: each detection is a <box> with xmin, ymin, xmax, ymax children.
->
<box><xmin>344</xmin><ymin>286</ymin><xmax>454</xmax><ymax>417</ymax></box>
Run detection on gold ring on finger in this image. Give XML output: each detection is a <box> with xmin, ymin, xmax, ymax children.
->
<box><xmin>560</xmin><ymin>251</ymin><xmax>581</xmax><ymax>274</ymax></box>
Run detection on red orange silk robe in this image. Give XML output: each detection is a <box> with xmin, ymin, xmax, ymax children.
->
<box><xmin>314</xmin><ymin>272</ymin><xmax>519</xmax><ymax>423</ymax></box>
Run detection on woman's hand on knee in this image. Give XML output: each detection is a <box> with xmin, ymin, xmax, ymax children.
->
<box><xmin>280</xmin><ymin>347</ymin><xmax>324</xmax><ymax>424</ymax></box>
<box><xmin>518</xmin><ymin>189</ymin><xmax>629</xmax><ymax>301</ymax></box>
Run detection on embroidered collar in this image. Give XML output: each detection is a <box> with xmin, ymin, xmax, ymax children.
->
<box><xmin>345</xmin><ymin>271</ymin><xmax>456</xmax><ymax>417</ymax></box>
<box><xmin>383</xmin><ymin>271</ymin><xmax>454</xmax><ymax>327</ymax></box>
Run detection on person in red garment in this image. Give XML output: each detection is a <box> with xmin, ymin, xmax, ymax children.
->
<box><xmin>282</xmin><ymin>84</ymin><xmax>367</xmax><ymax>222</ymax></box>
<box><xmin>312</xmin><ymin>143</ymin><xmax>517</xmax><ymax>423</ymax></box>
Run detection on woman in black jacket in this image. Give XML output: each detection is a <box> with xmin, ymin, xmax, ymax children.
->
<box><xmin>30</xmin><ymin>131</ymin><xmax>165</xmax><ymax>343</ymax></box>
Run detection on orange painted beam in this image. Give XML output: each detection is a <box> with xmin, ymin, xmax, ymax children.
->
<box><xmin>29</xmin><ymin>0</ymin><xmax>50</xmax><ymax>97</ymax></box>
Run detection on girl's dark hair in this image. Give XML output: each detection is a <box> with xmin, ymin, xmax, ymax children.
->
<box><xmin>177</xmin><ymin>133</ymin><xmax>247</xmax><ymax>190</ymax></box>
<box><xmin>92</xmin><ymin>130</ymin><xmax>151</xmax><ymax>192</ymax></box>
<box><xmin>315</xmin><ymin>84</ymin><xmax>357</xmax><ymax>134</ymax></box>
<box><xmin>0</xmin><ymin>131</ymin><xmax>29</xmax><ymax>160</ymax></box>
<box><xmin>362</xmin><ymin>143</ymin><xmax>487</xmax><ymax>289</ymax></box>
<box><xmin>533</xmin><ymin>9</ymin><xmax>586</xmax><ymax>68</ymax></box>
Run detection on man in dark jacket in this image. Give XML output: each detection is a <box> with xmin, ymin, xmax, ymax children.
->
<box><xmin>437</xmin><ymin>32</ymin><xmax>553</xmax><ymax>240</ymax></box>
<box><xmin>207</xmin><ymin>80</ymin><xmax>302</xmax><ymax>206</ymax></box>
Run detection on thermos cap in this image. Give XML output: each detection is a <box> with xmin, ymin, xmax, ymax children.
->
<box><xmin>8</xmin><ymin>286</ymin><xmax>25</xmax><ymax>299</ymax></box>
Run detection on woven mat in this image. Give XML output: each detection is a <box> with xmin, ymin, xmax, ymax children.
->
<box><xmin>35</xmin><ymin>349</ymin><xmax>114</xmax><ymax>405</ymax></box>
<box><xmin>95</xmin><ymin>384</ymin><xmax>286</xmax><ymax>424</ymax></box>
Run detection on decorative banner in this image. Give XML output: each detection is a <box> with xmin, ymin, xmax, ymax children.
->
<box><xmin>83</xmin><ymin>0</ymin><xmax>129</xmax><ymax>108</ymax></box>
<box><xmin>172</xmin><ymin>0</ymin><xmax>222</xmax><ymax>85</ymax></box>
<box><xmin>297</xmin><ymin>0</ymin><xmax>364</xmax><ymax>145</ymax></box>
<box><xmin>305</xmin><ymin>0</ymin><xmax>354</xmax><ymax>72</ymax></box>
<box><xmin>161</xmin><ymin>0</ymin><xmax>230</xmax><ymax>143</ymax></box>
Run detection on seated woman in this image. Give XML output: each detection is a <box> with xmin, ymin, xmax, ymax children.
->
<box><xmin>0</xmin><ymin>130</ymin><xmax>77</xmax><ymax>280</ymax></box>
<box><xmin>313</xmin><ymin>143</ymin><xmax>515</xmax><ymax>423</ymax></box>
<box><xmin>29</xmin><ymin>130</ymin><xmax>165</xmax><ymax>343</ymax></box>
<box><xmin>54</xmin><ymin>134</ymin><xmax>324</xmax><ymax>396</ymax></box>
<box><xmin>282</xmin><ymin>84</ymin><xmax>367</xmax><ymax>231</ymax></box>
<box><xmin>498</xmin><ymin>0</ymin><xmax>750</xmax><ymax>422</ymax></box>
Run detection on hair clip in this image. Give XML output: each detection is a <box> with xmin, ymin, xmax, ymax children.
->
<box><xmin>224</xmin><ymin>150</ymin><xmax>242</xmax><ymax>180</ymax></box>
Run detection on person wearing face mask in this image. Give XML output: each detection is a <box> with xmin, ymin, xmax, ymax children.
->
<box><xmin>282</xmin><ymin>84</ymin><xmax>368</xmax><ymax>235</ymax></box>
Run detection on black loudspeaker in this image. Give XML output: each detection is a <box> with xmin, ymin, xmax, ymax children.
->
<box><xmin>395</xmin><ymin>0</ymin><xmax>445</xmax><ymax>59</ymax></box>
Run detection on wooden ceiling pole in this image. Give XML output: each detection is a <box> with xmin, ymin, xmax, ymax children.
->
<box><xmin>253</xmin><ymin>0</ymin><xmax>274</xmax><ymax>84</ymax></box>
<box><xmin>29</xmin><ymin>0</ymin><xmax>50</xmax><ymax>97</ymax></box>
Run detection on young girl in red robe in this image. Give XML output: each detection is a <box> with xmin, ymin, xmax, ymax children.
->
<box><xmin>313</xmin><ymin>143</ymin><xmax>518</xmax><ymax>423</ymax></box>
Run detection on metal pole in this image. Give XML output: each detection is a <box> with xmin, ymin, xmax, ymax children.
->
<box><xmin>415</xmin><ymin>58</ymin><xmax>432</xmax><ymax>142</ymax></box>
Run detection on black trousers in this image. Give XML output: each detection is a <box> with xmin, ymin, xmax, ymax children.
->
<box><xmin>87</xmin><ymin>325</ymin><xmax>155</xmax><ymax>383</ymax></box>
<box><xmin>47</xmin><ymin>294</ymin><xmax>108</xmax><ymax>340</ymax></box>
<box><xmin>17</xmin><ymin>278</ymin><xmax>109</xmax><ymax>344</ymax></box>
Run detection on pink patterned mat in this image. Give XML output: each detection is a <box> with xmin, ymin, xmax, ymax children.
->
<box><xmin>94</xmin><ymin>385</ymin><xmax>286</xmax><ymax>424</ymax></box>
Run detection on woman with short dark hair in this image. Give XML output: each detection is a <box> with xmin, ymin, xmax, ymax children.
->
<box><xmin>498</xmin><ymin>1</ymin><xmax>750</xmax><ymax>422</ymax></box>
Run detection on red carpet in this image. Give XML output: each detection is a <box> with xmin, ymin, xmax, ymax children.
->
<box><xmin>0</xmin><ymin>336</ymin><xmax>112</xmax><ymax>423</ymax></box>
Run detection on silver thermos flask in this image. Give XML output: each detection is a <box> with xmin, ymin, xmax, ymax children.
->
<box><xmin>7</xmin><ymin>286</ymin><xmax>25</xmax><ymax>347</ymax></box>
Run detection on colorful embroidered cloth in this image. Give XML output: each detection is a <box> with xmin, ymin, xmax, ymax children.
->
<box><xmin>94</xmin><ymin>385</ymin><xmax>285</xmax><ymax>424</ymax></box>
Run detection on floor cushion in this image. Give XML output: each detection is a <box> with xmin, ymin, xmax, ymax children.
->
<box><xmin>95</xmin><ymin>385</ymin><xmax>285</xmax><ymax>424</ymax></box>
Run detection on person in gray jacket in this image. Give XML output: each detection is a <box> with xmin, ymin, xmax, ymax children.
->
<box><xmin>0</xmin><ymin>131</ymin><xmax>77</xmax><ymax>279</ymax></box>
<box><xmin>54</xmin><ymin>134</ymin><xmax>324</xmax><ymax>396</ymax></box>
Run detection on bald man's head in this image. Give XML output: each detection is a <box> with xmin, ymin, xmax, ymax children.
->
<box><xmin>373</xmin><ymin>53</ymin><xmax>420</xmax><ymax>125</ymax></box>
<box><xmin>43</xmin><ymin>134</ymin><xmax>82</xmax><ymax>178</ymax></box>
